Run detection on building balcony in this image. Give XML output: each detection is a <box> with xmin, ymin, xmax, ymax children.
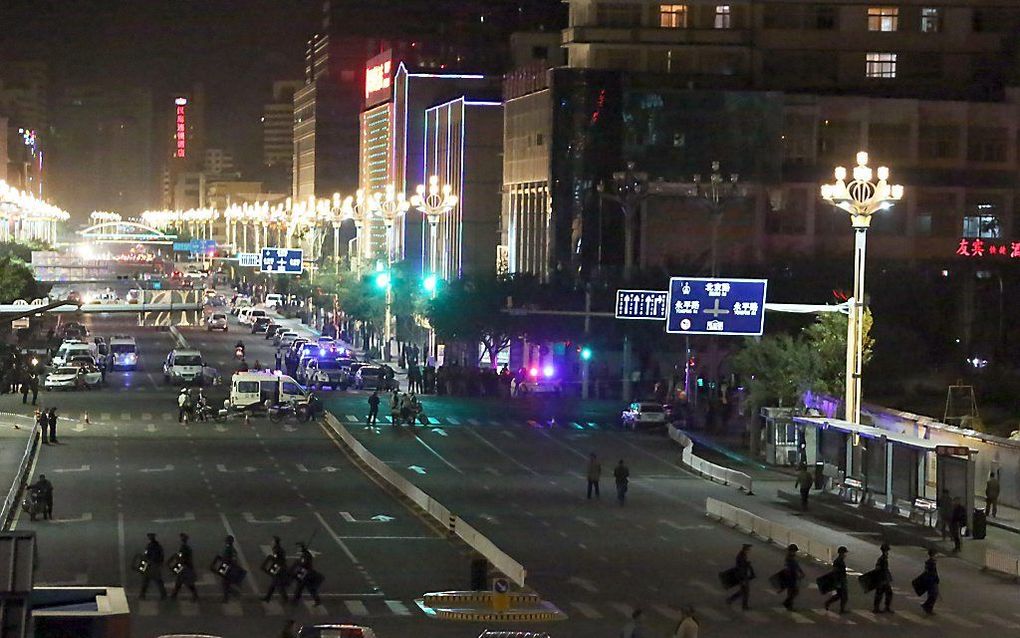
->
<box><xmin>563</xmin><ymin>26</ymin><xmax>751</xmax><ymax>48</ymax></box>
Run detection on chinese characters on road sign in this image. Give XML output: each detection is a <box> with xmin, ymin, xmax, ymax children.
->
<box><xmin>260</xmin><ymin>248</ymin><xmax>304</xmax><ymax>274</ymax></box>
<box><xmin>665</xmin><ymin>277</ymin><xmax>768</xmax><ymax>336</ymax></box>
<box><xmin>615</xmin><ymin>290</ymin><xmax>668</xmax><ymax>320</ymax></box>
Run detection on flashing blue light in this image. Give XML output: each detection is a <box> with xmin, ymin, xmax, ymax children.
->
<box><xmin>543</xmin><ymin>365</ymin><xmax>555</xmax><ymax>378</ymax></box>
<box><xmin>319</xmin><ymin>348</ymin><xmax>326</xmax><ymax>356</ymax></box>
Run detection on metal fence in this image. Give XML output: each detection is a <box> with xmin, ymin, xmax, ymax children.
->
<box><xmin>706</xmin><ymin>497</ymin><xmax>837</xmax><ymax>564</ymax></box>
<box><xmin>984</xmin><ymin>548</ymin><xmax>1020</xmax><ymax>579</ymax></box>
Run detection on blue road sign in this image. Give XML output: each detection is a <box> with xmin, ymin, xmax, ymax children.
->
<box><xmin>666</xmin><ymin>277</ymin><xmax>768</xmax><ymax>336</ymax></box>
<box><xmin>615</xmin><ymin>289</ymin><xmax>668</xmax><ymax>320</ymax></box>
<box><xmin>260</xmin><ymin>248</ymin><xmax>304</xmax><ymax>274</ymax></box>
<box><xmin>173</xmin><ymin>239</ymin><xmax>216</xmax><ymax>253</ymax></box>
<box><xmin>236</xmin><ymin>252</ymin><xmax>260</xmax><ymax>267</ymax></box>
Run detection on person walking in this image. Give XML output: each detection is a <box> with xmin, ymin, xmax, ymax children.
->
<box><xmin>873</xmin><ymin>543</ymin><xmax>893</xmax><ymax>613</ymax></box>
<box><xmin>937</xmin><ymin>489</ymin><xmax>952</xmax><ymax>540</ymax></box>
<box><xmin>27</xmin><ymin>474</ymin><xmax>53</xmax><ymax>520</ymax></box>
<box><xmin>29</xmin><ymin>373</ymin><xmax>38</xmax><ymax>405</ymax></box>
<box><xmin>367</xmin><ymin>390</ymin><xmax>380</xmax><ymax>425</ymax></box>
<box><xmin>621</xmin><ymin>608</ymin><xmax>645</xmax><ymax>638</ymax></box>
<box><xmin>220</xmin><ymin>535</ymin><xmax>238</xmax><ymax>602</ymax></box>
<box><xmin>177</xmin><ymin>388</ymin><xmax>189</xmax><ymax>423</ymax></box>
<box><xmin>614</xmin><ymin>459</ymin><xmax>630</xmax><ymax>506</ymax></box>
<box><xmin>725</xmin><ymin>544</ymin><xmax>754</xmax><ymax>610</ymax></box>
<box><xmin>781</xmin><ymin>544</ymin><xmax>805</xmax><ymax>611</ymax></box>
<box><xmin>290</xmin><ymin>541</ymin><xmax>321</xmax><ymax>605</ymax></box>
<box><xmin>47</xmin><ymin>407</ymin><xmax>58</xmax><ymax>443</ymax></box>
<box><xmin>824</xmin><ymin>546</ymin><xmax>850</xmax><ymax>613</ymax></box>
<box><xmin>586</xmin><ymin>453</ymin><xmax>602</xmax><ymax>499</ymax></box>
<box><xmin>919</xmin><ymin>549</ymin><xmax>940</xmax><ymax>615</ymax></box>
<box><xmin>673</xmin><ymin>606</ymin><xmax>698</xmax><ymax>638</ymax></box>
<box><xmin>262</xmin><ymin>536</ymin><xmax>290</xmax><ymax>603</ymax></box>
<box><xmin>795</xmin><ymin>464</ymin><xmax>813</xmax><ymax>511</ymax></box>
<box><xmin>139</xmin><ymin>533</ymin><xmax>167</xmax><ymax>600</ymax></box>
<box><xmin>35</xmin><ymin>409</ymin><xmax>47</xmax><ymax>442</ymax></box>
<box><xmin>985</xmin><ymin>471</ymin><xmax>1000</xmax><ymax>518</ymax></box>
<box><xmin>949</xmin><ymin>497</ymin><xmax>967</xmax><ymax>552</ymax></box>
<box><xmin>170</xmin><ymin>532</ymin><xmax>198</xmax><ymax>601</ymax></box>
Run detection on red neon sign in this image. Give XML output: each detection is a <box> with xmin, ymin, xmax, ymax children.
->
<box><xmin>365</xmin><ymin>60</ymin><xmax>392</xmax><ymax>99</ymax></box>
<box><xmin>174</xmin><ymin>98</ymin><xmax>188</xmax><ymax>158</ymax></box>
<box><xmin>955</xmin><ymin>238</ymin><xmax>1020</xmax><ymax>258</ymax></box>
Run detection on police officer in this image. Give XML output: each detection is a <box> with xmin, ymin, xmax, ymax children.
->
<box><xmin>920</xmin><ymin>549</ymin><xmax>939</xmax><ymax>615</ymax></box>
<box><xmin>170</xmin><ymin>532</ymin><xmax>198</xmax><ymax>601</ymax></box>
<box><xmin>221</xmin><ymin>535</ymin><xmax>238</xmax><ymax>602</ymax></box>
<box><xmin>725</xmin><ymin>543</ymin><xmax>754</xmax><ymax>610</ymax></box>
<box><xmin>139</xmin><ymin>533</ymin><xmax>167</xmax><ymax>600</ymax></box>
<box><xmin>782</xmin><ymin>543</ymin><xmax>805</xmax><ymax>611</ymax></box>
<box><xmin>824</xmin><ymin>546</ymin><xmax>849</xmax><ymax>613</ymax></box>
<box><xmin>262</xmin><ymin>536</ymin><xmax>290</xmax><ymax>603</ymax></box>
<box><xmin>290</xmin><ymin>542</ymin><xmax>321</xmax><ymax>605</ymax></box>
<box><xmin>873</xmin><ymin>543</ymin><xmax>893</xmax><ymax>613</ymax></box>
<box><xmin>367</xmin><ymin>390</ymin><xmax>380</xmax><ymax>425</ymax></box>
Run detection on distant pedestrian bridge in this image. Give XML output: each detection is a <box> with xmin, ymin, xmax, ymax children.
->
<box><xmin>77</xmin><ymin>221</ymin><xmax>177</xmax><ymax>244</ymax></box>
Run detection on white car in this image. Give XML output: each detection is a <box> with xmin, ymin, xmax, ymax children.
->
<box><xmin>264</xmin><ymin>293</ymin><xmax>283</xmax><ymax>308</ymax></box>
<box><xmin>621</xmin><ymin>402</ymin><xmax>667</xmax><ymax>429</ymax></box>
<box><xmin>275</xmin><ymin>331</ymin><xmax>299</xmax><ymax>347</ymax></box>
<box><xmin>52</xmin><ymin>340</ymin><xmax>96</xmax><ymax>367</ymax></box>
<box><xmin>109</xmin><ymin>335</ymin><xmax>138</xmax><ymax>370</ymax></box>
<box><xmin>183</xmin><ymin>270</ymin><xmax>207</xmax><ymax>280</ymax></box>
<box><xmin>163</xmin><ymin>349</ymin><xmax>207</xmax><ymax>385</ymax></box>
<box><xmin>515</xmin><ymin>367</ymin><xmax>562</xmax><ymax>396</ymax></box>
<box><xmin>45</xmin><ymin>365</ymin><xmax>101</xmax><ymax>390</ymax></box>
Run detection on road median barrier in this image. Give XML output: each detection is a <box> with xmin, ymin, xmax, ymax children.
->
<box><xmin>706</xmin><ymin>497</ymin><xmax>837</xmax><ymax>564</ymax></box>
<box><xmin>984</xmin><ymin>547</ymin><xmax>1020</xmax><ymax>580</ymax></box>
<box><xmin>416</xmin><ymin>591</ymin><xmax>566</xmax><ymax>623</ymax></box>
<box><xmin>0</xmin><ymin>414</ymin><xmax>43</xmax><ymax>530</ymax></box>
<box><xmin>322</xmin><ymin>413</ymin><xmax>528</xmax><ymax>587</ymax></box>
<box><xmin>670</xmin><ymin>425</ymin><xmax>753</xmax><ymax>494</ymax></box>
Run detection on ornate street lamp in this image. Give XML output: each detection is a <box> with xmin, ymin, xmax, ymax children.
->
<box><xmin>821</xmin><ymin>151</ymin><xmax>903</xmax><ymax>426</ymax></box>
<box><xmin>342</xmin><ymin>189</ymin><xmax>378</xmax><ymax>271</ymax></box>
<box><xmin>411</xmin><ymin>175</ymin><xmax>458</xmax><ymax>278</ymax></box>
<box><xmin>692</xmin><ymin>161</ymin><xmax>740</xmax><ymax>277</ymax></box>
<box><xmin>596</xmin><ymin>162</ymin><xmax>648</xmax><ymax>282</ymax></box>
<box><xmin>372</xmin><ymin>184</ymin><xmax>411</xmax><ymax>362</ymax></box>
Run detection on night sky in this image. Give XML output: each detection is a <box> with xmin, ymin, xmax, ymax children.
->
<box><xmin>2</xmin><ymin>0</ymin><xmax>318</xmax><ymax>167</ymax></box>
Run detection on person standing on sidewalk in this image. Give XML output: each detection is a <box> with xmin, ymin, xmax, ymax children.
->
<box><xmin>781</xmin><ymin>544</ymin><xmax>805</xmax><ymax>611</ymax></box>
<box><xmin>795</xmin><ymin>464</ymin><xmax>813</xmax><ymax>511</ymax></box>
<box><xmin>367</xmin><ymin>391</ymin><xmax>380</xmax><ymax>425</ymax></box>
<box><xmin>919</xmin><ymin>549</ymin><xmax>940</xmax><ymax>615</ymax></box>
<box><xmin>949</xmin><ymin>497</ymin><xmax>967</xmax><ymax>552</ymax></box>
<box><xmin>586</xmin><ymin>453</ymin><xmax>601</xmax><ymax>499</ymax></box>
<box><xmin>985</xmin><ymin>471</ymin><xmax>1000</xmax><ymax>518</ymax></box>
<box><xmin>824</xmin><ymin>546</ymin><xmax>849</xmax><ymax>613</ymax></box>
<box><xmin>47</xmin><ymin>407</ymin><xmax>58</xmax><ymax>443</ymax></box>
<box><xmin>614</xmin><ymin>459</ymin><xmax>630</xmax><ymax>506</ymax></box>
<box><xmin>725</xmin><ymin>544</ymin><xmax>754</xmax><ymax>610</ymax></box>
<box><xmin>873</xmin><ymin>543</ymin><xmax>893</xmax><ymax>613</ymax></box>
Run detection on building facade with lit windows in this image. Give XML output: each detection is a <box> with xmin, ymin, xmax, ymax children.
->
<box><xmin>502</xmin><ymin>1</ymin><xmax>1020</xmax><ymax>281</ymax></box>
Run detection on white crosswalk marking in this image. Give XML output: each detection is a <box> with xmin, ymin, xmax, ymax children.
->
<box><xmin>137</xmin><ymin>601</ymin><xmax>158</xmax><ymax>616</ymax></box>
<box><xmin>743</xmin><ymin>610</ymin><xmax>769</xmax><ymax>623</ymax></box>
<box><xmin>570</xmin><ymin>602</ymin><xmax>603</xmax><ymax>619</ymax></box>
<box><xmin>896</xmin><ymin>610</ymin><xmax>934</xmax><ymax>626</ymax></box>
<box><xmin>262</xmin><ymin>600</ymin><xmax>286</xmax><ymax>615</ymax></box>
<box><xmin>121</xmin><ymin>412</ymin><xmax>131</xmax><ymax>420</ymax></box>
<box><xmin>850</xmin><ymin>610</ymin><xmax>880</xmax><ymax>623</ymax></box>
<box><xmin>773</xmin><ymin>608</ymin><xmax>814</xmax><ymax>624</ymax></box>
<box><xmin>427</xmin><ymin>417</ymin><xmax>440</xmax><ymax>425</ymax></box>
<box><xmin>689</xmin><ymin>579</ymin><xmax>717</xmax><ymax>595</ymax></box>
<box><xmin>179</xmin><ymin>600</ymin><xmax>199</xmax><ymax>616</ymax></box>
<box><xmin>303</xmin><ymin>600</ymin><xmax>328</xmax><ymax>616</ymax></box>
<box><xmin>610</xmin><ymin>602</ymin><xmax>634</xmax><ymax>617</ymax></box>
<box><xmin>344</xmin><ymin>600</ymin><xmax>369</xmax><ymax>616</ymax></box>
<box><xmin>385</xmin><ymin>600</ymin><xmax>412</xmax><ymax>616</ymax></box>
<box><xmin>162</xmin><ymin>413</ymin><xmax>172</xmax><ymax>421</ymax></box>
<box><xmin>345</xmin><ymin>415</ymin><xmax>358</xmax><ymax>423</ymax></box>
<box><xmin>939</xmin><ymin>610</ymin><xmax>981</xmax><ymax>628</ymax></box>
<box><xmin>222</xmin><ymin>601</ymin><xmax>242</xmax><ymax>616</ymax></box>
<box><xmin>697</xmin><ymin>607</ymin><xmax>731</xmax><ymax>622</ymax></box>
<box><xmin>811</xmin><ymin>609</ymin><xmax>854</xmax><ymax>624</ymax></box>
<box><xmin>101</xmin><ymin>412</ymin><xmax>111</xmax><ymax>420</ymax></box>
<box><xmin>975</xmin><ymin>612</ymin><xmax>1020</xmax><ymax>629</ymax></box>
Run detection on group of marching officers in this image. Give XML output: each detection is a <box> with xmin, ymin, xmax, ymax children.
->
<box><xmin>136</xmin><ymin>532</ymin><xmax>322</xmax><ymax>605</ymax></box>
<box><xmin>723</xmin><ymin>541</ymin><xmax>940</xmax><ymax>615</ymax></box>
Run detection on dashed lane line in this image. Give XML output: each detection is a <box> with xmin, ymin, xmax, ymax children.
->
<box><xmin>313</xmin><ymin>511</ymin><xmax>383</xmax><ymax>595</ymax></box>
<box><xmin>413</xmin><ymin>435</ymin><xmax>463</xmax><ymax>474</ymax></box>
<box><xmin>571</xmin><ymin>602</ymin><xmax>603</xmax><ymax>619</ymax></box>
<box><xmin>463</xmin><ymin>426</ymin><xmax>539</xmax><ymax>476</ymax></box>
<box><xmin>385</xmin><ymin>599</ymin><xmax>412</xmax><ymax>616</ymax></box>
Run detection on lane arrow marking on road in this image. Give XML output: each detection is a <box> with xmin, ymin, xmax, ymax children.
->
<box><xmin>430</xmin><ymin>428</ymin><xmax>447</xmax><ymax>437</ymax></box>
<box><xmin>217</xmin><ymin>464</ymin><xmax>256</xmax><ymax>473</ymax></box>
<box><xmin>153</xmin><ymin>512</ymin><xmax>195</xmax><ymax>524</ymax></box>
<box><xmin>340</xmin><ymin>512</ymin><xmax>395</xmax><ymax>523</ymax></box>
<box><xmin>53</xmin><ymin>465</ymin><xmax>90</xmax><ymax>473</ymax></box>
<box><xmin>242</xmin><ymin>512</ymin><xmax>295</xmax><ymax>524</ymax></box>
<box><xmin>145</xmin><ymin>424</ymin><xmax>157</xmax><ymax>433</ymax></box>
<box><xmin>479</xmin><ymin>514</ymin><xmax>500</xmax><ymax>524</ymax></box>
<box><xmin>72</xmin><ymin>424</ymin><xmax>86</xmax><ymax>433</ymax></box>
<box><xmin>52</xmin><ymin>513</ymin><xmax>93</xmax><ymax>523</ymax></box>
<box><xmin>407</xmin><ymin>465</ymin><xmax>426</xmax><ymax>475</ymax></box>
<box><xmin>297</xmin><ymin>464</ymin><xmax>339</xmax><ymax>473</ymax></box>
<box><xmin>139</xmin><ymin>464</ymin><xmax>174</xmax><ymax>473</ymax></box>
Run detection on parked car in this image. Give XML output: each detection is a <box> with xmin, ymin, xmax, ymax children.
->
<box><xmin>264</xmin><ymin>323</ymin><xmax>282</xmax><ymax>339</ymax></box>
<box><xmin>207</xmin><ymin>312</ymin><xmax>228</xmax><ymax>331</ymax></box>
<box><xmin>45</xmin><ymin>365</ymin><xmax>101</xmax><ymax>390</ymax></box>
<box><xmin>621</xmin><ymin>401</ymin><xmax>668</xmax><ymax>430</ymax></box>
<box><xmin>275</xmin><ymin>331</ymin><xmax>299</xmax><ymax>347</ymax></box>
<box><xmin>251</xmin><ymin>316</ymin><xmax>273</xmax><ymax>334</ymax></box>
<box><xmin>354</xmin><ymin>365</ymin><xmax>395</xmax><ymax>391</ymax></box>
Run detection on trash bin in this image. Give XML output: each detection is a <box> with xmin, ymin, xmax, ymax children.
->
<box><xmin>470</xmin><ymin>557</ymin><xmax>488</xmax><ymax>590</ymax></box>
<box><xmin>971</xmin><ymin>508</ymin><xmax>987</xmax><ymax>540</ymax></box>
<box><xmin>814</xmin><ymin>462</ymin><xmax>825</xmax><ymax>489</ymax></box>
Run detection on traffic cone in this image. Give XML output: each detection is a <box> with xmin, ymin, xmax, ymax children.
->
<box><xmin>243</xmin><ymin>413</ymin><xmax>251</xmax><ymax>428</ymax></box>
<box><xmin>84</xmin><ymin>413</ymin><xmax>90</xmax><ymax>425</ymax></box>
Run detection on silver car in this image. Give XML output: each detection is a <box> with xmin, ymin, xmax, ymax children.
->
<box><xmin>207</xmin><ymin>312</ymin><xmax>228</xmax><ymax>331</ymax></box>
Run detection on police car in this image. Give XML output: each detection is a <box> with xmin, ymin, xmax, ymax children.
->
<box><xmin>621</xmin><ymin>402</ymin><xmax>668</xmax><ymax>430</ymax></box>
<box><xmin>301</xmin><ymin>358</ymin><xmax>350</xmax><ymax>390</ymax></box>
<box><xmin>514</xmin><ymin>365</ymin><xmax>563</xmax><ymax>396</ymax></box>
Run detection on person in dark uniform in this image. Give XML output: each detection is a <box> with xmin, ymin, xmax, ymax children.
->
<box><xmin>782</xmin><ymin>544</ymin><xmax>805</xmax><ymax>611</ymax></box>
<box><xmin>795</xmin><ymin>465</ymin><xmax>812</xmax><ymax>510</ymax></box>
<box><xmin>873</xmin><ymin>543</ymin><xmax>893</xmax><ymax>613</ymax></box>
<box><xmin>262</xmin><ymin>536</ymin><xmax>290</xmax><ymax>603</ymax></box>
<box><xmin>47</xmin><ymin>407</ymin><xmax>58</xmax><ymax>443</ymax></box>
<box><xmin>949</xmin><ymin>497</ymin><xmax>967</xmax><ymax>552</ymax></box>
<box><xmin>824</xmin><ymin>546</ymin><xmax>850</xmax><ymax>613</ymax></box>
<box><xmin>139</xmin><ymin>533</ymin><xmax>167</xmax><ymax>600</ymax></box>
<box><xmin>221</xmin><ymin>535</ymin><xmax>238</xmax><ymax>602</ymax></box>
<box><xmin>27</xmin><ymin>474</ymin><xmax>53</xmax><ymax>520</ymax></box>
<box><xmin>920</xmin><ymin>549</ymin><xmax>939</xmax><ymax>615</ymax></box>
<box><xmin>170</xmin><ymin>532</ymin><xmax>198</xmax><ymax>601</ymax></box>
<box><xmin>290</xmin><ymin>542</ymin><xmax>321</xmax><ymax>605</ymax></box>
<box><xmin>367</xmin><ymin>391</ymin><xmax>380</xmax><ymax>425</ymax></box>
<box><xmin>725</xmin><ymin>544</ymin><xmax>754</xmax><ymax>610</ymax></box>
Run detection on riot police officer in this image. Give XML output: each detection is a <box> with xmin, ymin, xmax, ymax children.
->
<box><xmin>221</xmin><ymin>535</ymin><xmax>238</xmax><ymax>602</ymax></box>
<box><xmin>262</xmin><ymin>536</ymin><xmax>290</xmax><ymax>603</ymax></box>
<box><xmin>824</xmin><ymin>546</ymin><xmax>849</xmax><ymax>613</ymax></box>
<box><xmin>781</xmin><ymin>544</ymin><xmax>805</xmax><ymax>611</ymax></box>
<box><xmin>873</xmin><ymin>543</ymin><xmax>893</xmax><ymax>613</ymax></box>
<box><xmin>290</xmin><ymin>542</ymin><xmax>321</xmax><ymax>605</ymax></box>
<box><xmin>170</xmin><ymin>532</ymin><xmax>198</xmax><ymax>601</ymax></box>
<box><xmin>139</xmin><ymin>533</ymin><xmax>167</xmax><ymax>600</ymax></box>
<box><xmin>725</xmin><ymin>544</ymin><xmax>754</xmax><ymax>610</ymax></box>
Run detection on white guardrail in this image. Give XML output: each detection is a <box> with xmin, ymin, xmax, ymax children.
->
<box><xmin>984</xmin><ymin>548</ymin><xmax>1020</xmax><ymax>580</ymax></box>
<box><xmin>323</xmin><ymin>413</ymin><xmax>528</xmax><ymax>587</ymax></box>
<box><xmin>669</xmin><ymin>425</ymin><xmax>753</xmax><ymax>495</ymax></box>
<box><xmin>0</xmin><ymin>414</ymin><xmax>43</xmax><ymax>530</ymax></box>
<box><xmin>706</xmin><ymin>497</ymin><xmax>837</xmax><ymax>564</ymax></box>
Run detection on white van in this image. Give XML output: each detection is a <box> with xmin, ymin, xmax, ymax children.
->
<box><xmin>241</xmin><ymin>308</ymin><xmax>267</xmax><ymax>325</ymax></box>
<box><xmin>228</xmin><ymin>372</ymin><xmax>311</xmax><ymax>410</ymax></box>
<box><xmin>52</xmin><ymin>341</ymin><xmax>96</xmax><ymax>367</ymax></box>
<box><xmin>264</xmin><ymin>293</ymin><xmax>283</xmax><ymax>308</ymax></box>
<box><xmin>109</xmin><ymin>335</ymin><xmax>138</xmax><ymax>370</ymax></box>
<box><xmin>163</xmin><ymin>349</ymin><xmax>207</xmax><ymax>385</ymax></box>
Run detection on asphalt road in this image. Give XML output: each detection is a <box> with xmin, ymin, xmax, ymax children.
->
<box><xmin>4</xmin><ymin>310</ymin><xmax>472</xmax><ymax>638</ymax></box>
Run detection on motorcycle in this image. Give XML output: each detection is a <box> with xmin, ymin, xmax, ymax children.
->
<box><xmin>195</xmin><ymin>403</ymin><xmax>227</xmax><ymax>423</ymax></box>
<box><xmin>267</xmin><ymin>399</ymin><xmax>312</xmax><ymax>424</ymax></box>
<box><xmin>22</xmin><ymin>488</ymin><xmax>43</xmax><ymax>522</ymax></box>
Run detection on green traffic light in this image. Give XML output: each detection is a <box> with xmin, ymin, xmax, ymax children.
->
<box><xmin>374</xmin><ymin>272</ymin><xmax>391</xmax><ymax>289</ymax></box>
<box><xmin>423</xmin><ymin>274</ymin><xmax>438</xmax><ymax>293</ymax></box>
<box><xmin>580</xmin><ymin>347</ymin><xmax>593</xmax><ymax>361</ymax></box>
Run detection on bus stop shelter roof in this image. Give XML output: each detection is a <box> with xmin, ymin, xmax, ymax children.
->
<box><xmin>792</xmin><ymin>416</ymin><xmax>976</xmax><ymax>455</ymax></box>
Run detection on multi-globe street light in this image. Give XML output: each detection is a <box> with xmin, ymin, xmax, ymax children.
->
<box><xmin>692</xmin><ymin>161</ymin><xmax>741</xmax><ymax>277</ymax></box>
<box><xmin>373</xmin><ymin>184</ymin><xmax>410</xmax><ymax>361</ymax></box>
<box><xmin>0</xmin><ymin>179</ymin><xmax>69</xmax><ymax>244</ymax></box>
<box><xmin>821</xmin><ymin>151</ymin><xmax>903</xmax><ymax>426</ymax></box>
<box><xmin>596</xmin><ymin>162</ymin><xmax>649</xmax><ymax>282</ymax></box>
<box><xmin>411</xmin><ymin>175</ymin><xmax>458</xmax><ymax>279</ymax></box>
<box><xmin>342</xmin><ymin>189</ymin><xmax>378</xmax><ymax>271</ymax></box>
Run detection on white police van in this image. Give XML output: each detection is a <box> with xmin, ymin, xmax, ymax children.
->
<box><xmin>108</xmin><ymin>335</ymin><xmax>138</xmax><ymax>370</ymax></box>
<box><xmin>227</xmin><ymin>371</ymin><xmax>315</xmax><ymax>411</ymax></box>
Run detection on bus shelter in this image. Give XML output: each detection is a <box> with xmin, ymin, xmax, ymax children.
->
<box><xmin>793</xmin><ymin>416</ymin><xmax>977</xmax><ymax>529</ymax></box>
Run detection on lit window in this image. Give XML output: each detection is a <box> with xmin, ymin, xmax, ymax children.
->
<box><xmin>660</xmin><ymin>4</ymin><xmax>688</xmax><ymax>28</ymax></box>
<box><xmin>866</xmin><ymin>53</ymin><xmax>897</xmax><ymax>78</ymax></box>
<box><xmin>714</xmin><ymin>5</ymin><xmax>732</xmax><ymax>29</ymax></box>
<box><xmin>921</xmin><ymin>7</ymin><xmax>941</xmax><ymax>33</ymax></box>
<box><xmin>867</xmin><ymin>6</ymin><xmax>899</xmax><ymax>32</ymax></box>
<box><xmin>962</xmin><ymin>215</ymin><xmax>1001</xmax><ymax>239</ymax></box>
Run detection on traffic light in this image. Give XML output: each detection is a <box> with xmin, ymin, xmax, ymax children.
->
<box><xmin>422</xmin><ymin>274</ymin><xmax>438</xmax><ymax>293</ymax></box>
<box><xmin>373</xmin><ymin>271</ymin><xmax>391</xmax><ymax>289</ymax></box>
<box><xmin>580</xmin><ymin>346</ymin><xmax>593</xmax><ymax>361</ymax></box>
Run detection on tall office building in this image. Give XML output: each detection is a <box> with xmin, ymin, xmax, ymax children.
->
<box><xmin>161</xmin><ymin>86</ymin><xmax>206</xmax><ymax>209</ymax></box>
<box><xmin>262</xmin><ymin>80</ymin><xmax>302</xmax><ymax>190</ymax></box>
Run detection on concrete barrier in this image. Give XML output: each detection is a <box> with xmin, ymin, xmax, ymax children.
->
<box><xmin>323</xmin><ymin>413</ymin><xmax>527</xmax><ymax>586</ymax></box>
<box><xmin>984</xmin><ymin>548</ymin><xmax>1020</xmax><ymax>579</ymax></box>
<box><xmin>670</xmin><ymin>425</ymin><xmax>753</xmax><ymax>494</ymax></box>
<box><xmin>0</xmin><ymin>415</ymin><xmax>42</xmax><ymax>530</ymax></box>
<box><xmin>706</xmin><ymin>497</ymin><xmax>837</xmax><ymax>564</ymax></box>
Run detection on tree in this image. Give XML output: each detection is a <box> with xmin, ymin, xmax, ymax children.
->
<box><xmin>802</xmin><ymin>310</ymin><xmax>873</xmax><ymax>399</ymax></box>
<box><xmin>0</xmin><ymin>257</ymin><xmax>40</xmax><ymax>303</ymax></box>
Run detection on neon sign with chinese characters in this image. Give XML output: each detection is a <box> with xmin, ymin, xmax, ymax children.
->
<box><xmin>365</xmin><ymin>60</ymin><xmax>392</xmax><ymax>98</ymax></box>
<box><xmin>174</xmin><ymin>97</ymin><xmax>188</xmax><ymax>158</ymax></box>
<box><xmin>955</xmin><ymin>238</ymin><xmax>1020</xmax><ymax>258</ymax></box>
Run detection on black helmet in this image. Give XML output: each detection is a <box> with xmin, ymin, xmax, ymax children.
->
<box><xmin>837</xmin><ymin>546</ymin><xmax>848</xmax><ymax>554</ymax></box>
<box><xmin>880</xmin><ymin>542</ymin><xmax>890</xmax><ymax>551</ymax></box>
<box><xmin>787</xmin><ymin>544</ymin><xmax>799</xmax><ymax>552</ymax></box>
<box><xmin>180</xmin><ymin>532</ymin><xmax>189</xmax><ymax>542</ymax></box>
<box><xmin>225</xmin><ymin>535</ymin><xmax>234</xmax><ymax>544</ymax></box>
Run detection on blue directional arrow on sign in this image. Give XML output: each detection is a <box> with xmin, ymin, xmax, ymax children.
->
<box><xmin>615</xmin><ymin>289</ymin><xmax>668</xmax><ymax>320</ymax></box>
<box><xmin>665</xmin><ymin>277</ymin><xmax>768</xmax><ymax>336</ymax></box>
